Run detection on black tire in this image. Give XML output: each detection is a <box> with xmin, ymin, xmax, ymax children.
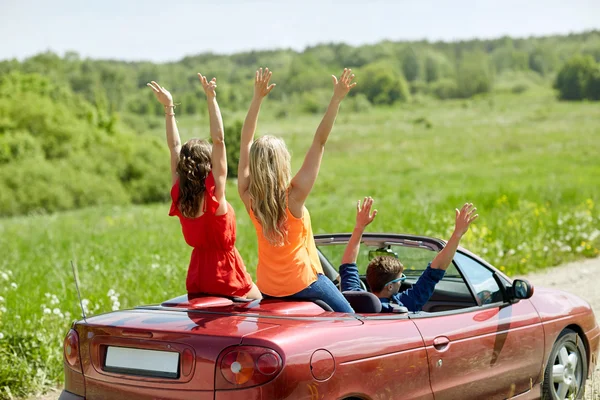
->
<box><xmin>541</xmin><ymin>329</ymin><xmax>588</xmax><ymax>400</ymax></box>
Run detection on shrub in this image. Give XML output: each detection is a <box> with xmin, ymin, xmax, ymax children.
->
<box><xmin>456</xmin><ymin>52</ymin><xmax>494</xmax><ymax>98</ymax></box>
<box><xmin>429</xmin><ymin>79</ymin><xmax>459</xmax><ymax>100</ymax></box>
<box><xmin>554</xmin><ymin>55</ymin><xmax>600</xmax><ymax>101</ymax></box>
<box><xmin>355</xmin><ymin>61</ymin><xmax>411</xmax><ymax>105</ymax></box>
<box><xmin>344</xmin><ymin>93</ymin><xmax>372</xmax><ymax>113</ymax></box>
<box><xmin>224</xmin><ymin>120</ymin><xmax>242</xmax><ymax>178</ymax></box>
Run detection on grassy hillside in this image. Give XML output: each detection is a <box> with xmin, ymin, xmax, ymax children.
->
<box><xmin>0</xmin><ymin>88</ymin><xmax>599</xmax><ymax>398</ymax></box>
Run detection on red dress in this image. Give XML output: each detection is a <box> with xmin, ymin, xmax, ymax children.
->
<box><xmin>169</xmin><ymin>172</ymin><xmax>252</xmax><ymax>297</ymax></box>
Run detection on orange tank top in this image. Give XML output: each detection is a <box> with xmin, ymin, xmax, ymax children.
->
<box><xmin>249</xmin><ymin>205</ymin><xmax>324</xmax><ymax>297</ymax></box>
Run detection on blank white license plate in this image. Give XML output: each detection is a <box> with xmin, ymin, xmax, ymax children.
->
<box><xmin>105</xmin><ymin>346</ymin><xmax>180</xmax><ymax>379</ymax></box>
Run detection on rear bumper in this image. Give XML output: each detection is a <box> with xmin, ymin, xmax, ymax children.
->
<box><xmin>59</xmin><ymin>391</ymin><xmax>85</xmax><ymax>400</ymax></box>
<box><xmin>80</xmin><ymin>377</ymin><xmax>215</xmax><ymax>400</ymax></box>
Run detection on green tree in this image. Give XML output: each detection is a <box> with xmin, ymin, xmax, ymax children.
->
<box><xmin>355</xmin><ymin>61</ymin><xmax>411</xmax><ymax>105</ymax></box>
<box><xmin>400</xmin><ymin>47</ymin><xmax>421</xmax><ymax>82</ymax></box>
<box><xmin>456</xmin><ymin>52</ymin><xmax>494</xmax><ymax>98</ymax></box>
<box><xmin>554</xmin><ymin>55</ymin><xmax>599</xmax><ymax>100</ymax></box>
<box><xmin>223</xmin><ymin>120</ymin><xmax>242</xmax><ymax>178</ymax></box>
<box><xmin>424</xmin><ymin>52</ymin><xmax>453</xmax><ymax>82</ymax></box>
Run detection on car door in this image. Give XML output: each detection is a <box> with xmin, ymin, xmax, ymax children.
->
<box><xmin>410</xmin><ymin>251</ymin><xmax>545</xmax><ymax>400</ymax></box>
<box><xmin>348</xmin><ymin>313</ymin><xmax>434</xmax><ymax>400</ymax></box>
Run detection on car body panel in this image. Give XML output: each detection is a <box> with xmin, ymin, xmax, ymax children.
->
<box><xmin>240</xmin><ymin>314</ymin><xmax>433</xmax><ymax>399</ymax></box>
<box><xmin>410</xmin><ymin>299</ymin><xmax>544</xmax><ymax>399</ymax></box>
<box><xmin>528</xmin><ymin>287</ymin><xmax>600</xmax><ymax>379</ymax></box>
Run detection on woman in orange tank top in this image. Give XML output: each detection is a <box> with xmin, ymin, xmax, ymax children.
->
<box><xmin>237</xmin><ymin>67</ymin><xmax>356</xmax><ymax>312</ymax></box>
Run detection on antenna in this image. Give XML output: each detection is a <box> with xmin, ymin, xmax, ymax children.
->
<box><xmin>70</xmin><ymin>260</ymin><xmax>87</xmax><ymax>323</ymax></box>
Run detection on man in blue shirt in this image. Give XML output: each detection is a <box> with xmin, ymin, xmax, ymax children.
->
<box><xmin>339</xmin><ymin>197</ymin><xmax>478</xmax><ymax>313</ymax></box>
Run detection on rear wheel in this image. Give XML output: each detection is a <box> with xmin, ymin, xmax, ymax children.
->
<box><xmin>542</xmin><ymin>329</ymin><xmax>587</xmax><ymax>400</ymax></box>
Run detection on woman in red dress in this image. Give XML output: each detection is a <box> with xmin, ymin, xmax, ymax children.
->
<box><xmin>147</xmin><ymin>74</ymin><xmax>261</xmax><ymax>299</ymax></box>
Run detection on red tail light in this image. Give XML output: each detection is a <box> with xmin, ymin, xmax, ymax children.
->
<box><xmin>217</xmin><ymin>346</ymin><xmax>283</xmax><ymax>389</ymax></box>
<box><xmin>64</xmin><ymin>329</ymin><xmax>82</xmax><ymax>372</ymax></box>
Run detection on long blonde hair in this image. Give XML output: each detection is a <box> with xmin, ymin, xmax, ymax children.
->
<box><xmin>249</xmin><ymin>135</ymin><xmax>292</xmax><ymax>246</ymax></box>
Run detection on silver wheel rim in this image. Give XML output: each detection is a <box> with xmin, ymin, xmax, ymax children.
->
<box><xmin>551</xmin><ymin>341</ymin><xmax>583</xmax><ymax>400</ymax></box>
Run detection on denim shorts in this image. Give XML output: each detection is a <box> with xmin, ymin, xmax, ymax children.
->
<box><xmin>286</xmin><ymin>274</ymin><xmax>355</xmax><ymax>313</ymax></box>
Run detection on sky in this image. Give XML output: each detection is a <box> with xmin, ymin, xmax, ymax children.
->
<box><xmin>1</xmin><ymin>0</ymin><xmax>599</xmax><ymax>63</ymax></box>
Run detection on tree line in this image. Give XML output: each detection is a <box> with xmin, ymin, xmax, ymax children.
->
<box><xmin>0</xmin><ymin>31</ymin><xmax>599</xmax><ymax>216</ymax></box>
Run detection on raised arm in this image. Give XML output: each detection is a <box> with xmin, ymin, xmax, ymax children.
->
<box><xmin>340</xmin><ymin>197</ymin><xmax>378</xmax><ymax>292</ymax></box>
<box><xmin>148</xmin><ymin>81</ymin><xmax>181</xmax><ymax>185</ymax></box>
<box><xmin>394</xmin><ymin>204</ymin><xmax>478</xmax><ymax>312</ymax></box>
<box><xmin>238</xmin><ymin>68</ymin><xmax>276</xmax><ymax>204</ymax></box>
<box><xmin>430</xmin><ymin>203</ymin><xmax>478</xmax><ymax>270</ymax></box>
<box><xmin>289</xmin><ymin>69</ymin><xmax>356</xmax><ymax>207</ymax></box>
<box><xmin>198</xmin><ymin>73</ymin><xmax>227</xmax><ymax>202</ymax></box>
<box><xmin>341</xmin><ymin>197</ymin><xmax>378</xmax><ymax>265</ymax></box>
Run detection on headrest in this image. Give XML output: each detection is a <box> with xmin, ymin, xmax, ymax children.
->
<box><xmin>343</xmin><ymin>291</ymin><xmax>382</xmax><ymax>313</ymax></box>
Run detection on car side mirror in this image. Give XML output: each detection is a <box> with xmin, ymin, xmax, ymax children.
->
<box><xmin>509</xmin><ymin>279</ymin><xmax>534</xmax><ymax>300</ymax></box>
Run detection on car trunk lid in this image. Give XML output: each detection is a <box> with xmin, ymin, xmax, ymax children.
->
<box><xmin>76</xmin><ymin>308</ymin><xmax>280</xmax><ymax>392</ymax></box>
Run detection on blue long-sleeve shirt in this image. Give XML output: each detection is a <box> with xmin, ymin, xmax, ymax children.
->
<box><xmin>339</xmin><ymin>262</ymin><xmax>445</xmax><ymax>312</ymax></box>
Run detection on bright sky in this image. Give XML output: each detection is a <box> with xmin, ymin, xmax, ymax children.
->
<box><xmin>1</xmin><ymin>0</ymin><xmax>599</xmax><ymax>62</ymax></box>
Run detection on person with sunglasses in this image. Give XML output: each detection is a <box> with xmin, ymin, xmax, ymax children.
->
<box><xmin>338</xmin><ymin>197</ymin><xmax>478</xmax><ymax>312</ymax></box>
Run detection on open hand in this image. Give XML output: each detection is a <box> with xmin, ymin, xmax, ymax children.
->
<box><xmin>254</xmin><ymin>67</ymin><xmax>276</xmax><ymax>99</ymax></box>
<box><xmin>198</xmin><ymin>73</ymin><xmax>217</xmax><ymax>98</ymax></box>
<box><xmin>356</xmin><ymin>197</ymin><xmax>378</xmax><ymax>230</ymax></box>
<box><xmin>332</xmin><ymin>68</ymin><xmax>357</xmax><ymax>101</ymax></box>
<box><xmin>454</xmin><ymin>203</ymin><xmax>478</xmax><ymax>237</ymax></box>
<box><xmin>147</xmin><ymin>81</ymin><xmax>173</xmax><ymax>107</ymax></box>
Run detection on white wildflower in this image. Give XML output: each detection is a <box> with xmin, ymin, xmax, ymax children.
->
<box><xmin>52</xmin><ymin>308</ymin><xmax>61</xmax><ymax>315</ymax></box>
<box><xmin>107</xmin><ymin>289</ymin><xmax>115</xmax><ymax>297</ymax></box>
<box><xmin>0</xmin><ymin>296</ymin><xmax>4</xmax><ymax>302</ymax></box>
<box><xmin>508</xmin><ymin>249</ymin><xmax>516</xmax><ymax>256</ymax></box>
<box><xmin>1</xmin><ymin>273</ymin><xmax>8</xmax><ymax>281</ymax></box>
<box><xmin>497</xmin><ymin>250</ymin><xmax>504</xmax><ymax>258</ymax></box>
<box><xmin>0</xmin><ymin>332</ymin><xmax>4</xmax><ymax>340</ymax></box>
<box><xmin>10</xmin><ymin>282</ymin><xmax>17</xmax><ymax>289</ymax></box>
<box><xmin>543</xmin><ymin>246</ymin><xmax>549</xmax><ymax>252</ymax></box>
<box><xmin>110</xmin><ymin>295</ymin><xmax>119</xmax><ymax>302</ymax></box>
<box><xmin>576</xmin><ymin>246</ymin><xmax>584</xmax><ymax>253</ymax></box>
<box><xmin>0</xmin><ymin>306</ymin><xmax>6</xmax><ymax>313</ymax></box>
<box><xmin>43</xmin><ymin>308</ymin><xmax>51</xmax><ymax>315</ymax></box>
<box><xmin>112</xmin><ymin>302</ymin><xmax>120</xmax><ymax>311</ymax></box>
<box><xmin>81</xmin><ymin>299</ymin><xmax>90</xmax><ymax>314</ymax></box>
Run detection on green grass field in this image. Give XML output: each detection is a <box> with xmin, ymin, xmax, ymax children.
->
<box><xmin>1</xmin><ymin>88</ymin><xmax>599</xmax><ymax>398</ymax></box>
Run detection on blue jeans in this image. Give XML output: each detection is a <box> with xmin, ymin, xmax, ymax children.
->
<box><xmin>287</xmin><ymin>274</ymin><xmax>355</xmax><ymax>313</ymax></box>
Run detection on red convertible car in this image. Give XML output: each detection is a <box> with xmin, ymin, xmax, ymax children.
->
<box><xmin>59</xmin><ymin>233</ymin><xmax>599</xmax><ymax>400</ymax></box>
